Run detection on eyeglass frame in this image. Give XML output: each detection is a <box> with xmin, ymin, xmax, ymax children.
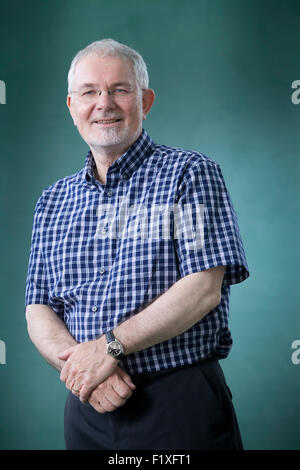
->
<box><xmin>69</xmin><ymin>85</ymin><xmax>145</xmax><ymax>103</ymax></box>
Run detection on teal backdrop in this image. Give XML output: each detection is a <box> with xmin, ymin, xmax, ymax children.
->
<box><xmin>0</xmin><ymin>0</ymin><xmax>299</xmax><ymax>450</ymax></box>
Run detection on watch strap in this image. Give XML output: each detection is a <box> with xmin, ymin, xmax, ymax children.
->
<box><xmin>105</xmin><ymin>330</ymin><xmax>116</xmax><ymax>344</ymax></box>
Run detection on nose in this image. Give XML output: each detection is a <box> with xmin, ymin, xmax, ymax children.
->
<box><xmin>95</xmin><ymin>90</ymin><xmax>115</xmax><ymax>110</ymax></box>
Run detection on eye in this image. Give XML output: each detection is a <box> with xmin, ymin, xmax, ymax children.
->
<box><xmin>114</xmin><ymin>88</ymin><xmax>128</xmax><ymax>94</ymax></box>
<box><xmin>82</xmin><ymin>90</ymin><xmax>97</xmax><ymax>96</ymax></box>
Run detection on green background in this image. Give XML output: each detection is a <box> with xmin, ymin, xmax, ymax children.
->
<box><xmin>0</xmin><ymin>0</ymin><xmax>299</xmax><ymax>450</ymax></box>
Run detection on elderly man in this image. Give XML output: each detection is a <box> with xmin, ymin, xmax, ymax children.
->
<box><xmin>25</xmin><ymin>39</ymin><xmax>249</xmax><ymax>450</ymax></box>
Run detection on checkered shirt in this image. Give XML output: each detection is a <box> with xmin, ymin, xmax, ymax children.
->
<box><xmin>25</xmin><ymin>129</ymin><xmax>249</xmax><ymax>374</ymax></box>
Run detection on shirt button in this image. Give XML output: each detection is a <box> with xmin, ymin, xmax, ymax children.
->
<box><xmin>107</xmin><ymin>190</ymin><xmax>113</xmax><ymax>197</ymax></box>
<box><xmin>92</xmin><ymin>305</ymin><xmax>97</xmax><ymax>313</ymax></box>
<box><xmin>100</xmin><ymin>267</ymin><xmax>105</xmax><ymax>274</ymax></box>
<box><xmin>102</xmin><ymin>228</ymin><xmax>107</xmax><ymax>234</ymax></box>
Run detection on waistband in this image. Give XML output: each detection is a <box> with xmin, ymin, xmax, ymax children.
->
<box><xmin>130</xmin><ymin>356</ymin><xmax>217</xmax><ymax>382</ymax></box>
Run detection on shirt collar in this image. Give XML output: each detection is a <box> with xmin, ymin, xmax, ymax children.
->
<box><xmin>82</xmin><ymin>129</ymin><xmax>155</xmax><ymax>183</ymax></box>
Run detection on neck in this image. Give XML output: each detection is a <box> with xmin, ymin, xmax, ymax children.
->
<box><xmin>89</xmin><ymin>130</ymin><xmax>142</xmax><ymax>184</ymax></box>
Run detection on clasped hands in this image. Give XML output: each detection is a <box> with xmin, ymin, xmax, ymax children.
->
<box><xmin>58</xmin><ymin>335</ymin><xmax>136</xmax><ymax>414</ymax></box>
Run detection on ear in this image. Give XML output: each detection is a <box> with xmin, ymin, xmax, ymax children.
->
<box><xmin>142</xmin><ymin>89</ymin><xmax>155</xmax><ymax>119</ymax></box>
<box><xmin>66</xmin><ymin>94</ymin><xmax>77</xmax><ymax>126</ymax></box>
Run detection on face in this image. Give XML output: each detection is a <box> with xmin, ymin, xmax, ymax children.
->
<box><xmin>67</xmin><ymin>54</ymin><xmax>154</xmax><ymax>158</ymax></box>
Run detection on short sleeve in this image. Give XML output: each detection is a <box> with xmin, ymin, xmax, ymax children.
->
<box><xmin>174</xmin><ymin>159</ymin><xmax>249</xmax><ymax>286</ymax></box>
<box><xmin>25</xmin><ymin>195</ymin><xmax>50</xmax><ymax>306</ymax></box>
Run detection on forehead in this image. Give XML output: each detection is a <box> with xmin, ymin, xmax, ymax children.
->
<box><xmin>72</xmin><ymin>54</ymin><xmax>136</xmax><ymax>88</ymax></box>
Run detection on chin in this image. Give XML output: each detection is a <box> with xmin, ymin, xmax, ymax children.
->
<box><xmin>93</xmin><ymin>127</ymin><xmax>129</xmax><ymax>146</ymax></box>
<box><xmin>89</xmin><ymin>127</ymin><xmax>140</xmax><ymax>152</ymax></box>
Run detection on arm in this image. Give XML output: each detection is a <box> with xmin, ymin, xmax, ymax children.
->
<box><xmin>60</xmin><ymin>265</ymin><xmax>225</xmax><ymax>402</ymax></box>
<box><xmin>115</xmin><ymin>266</ymin><xmax>225</xmax><ymax>355</ymax></box>
<box><xmin>25</xmin><ymin>196</ymin><xmax>135</xmax><ymax>412</ymax></box>
<box><xmin>26</xmin><ymin>304</ymin><xmax>135</xmax><ymax>412</ymax></box>
<box><xmin>26</xmin><ymin>304</ymin><xmax>77</xmax><ymax>372</ymax></box>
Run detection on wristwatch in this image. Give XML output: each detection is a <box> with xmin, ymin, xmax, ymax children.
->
<box><xmin>105</xmin><ymin>330</ymin><xmax>126</xmax><ymax>360</ymax></box>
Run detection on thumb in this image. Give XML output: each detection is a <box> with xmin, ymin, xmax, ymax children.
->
<box><xmin>57</xmin><ymin>345</ymin><xmax>77</xmax><ymax>361</ymax></box>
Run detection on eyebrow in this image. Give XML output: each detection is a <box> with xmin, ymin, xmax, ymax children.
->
<box><xmin>78</xmin><ymin>83</ymin><xmax>98</xmax><ymax>89</ymax></box>
<box><xmin>110</xmin><ymin>82</ymin><xmax>133</xmax><ymax>88</ymax></box>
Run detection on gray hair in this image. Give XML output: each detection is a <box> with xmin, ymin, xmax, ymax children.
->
<box><xmin>67</xmin><ymin>38</ymin><xmax>149</xmax><ymax>93</ymax></box>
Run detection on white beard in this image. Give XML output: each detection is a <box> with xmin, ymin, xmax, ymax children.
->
<box><xmin>89</xmin><ymin>118</ymin><xmax>142</xmax><ymax>153</ymax></box>
<box><xmin>95</xmin><ymin>125</ymin><xmax>130</xmax><ymax>147</ymax></box>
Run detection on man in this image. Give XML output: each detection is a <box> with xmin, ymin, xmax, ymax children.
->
<box><xmin>25</xmin><ymin>39</ymin><xmax>249</xmax><ymax>450</ymax></box>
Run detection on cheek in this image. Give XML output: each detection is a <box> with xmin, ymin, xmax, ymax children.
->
<box><xmin>76</xmin><ymin>111</ymin><xmax>92</xmax><ymax>130</ymax></box>
<box><xmin>73</xmin><ymin>102</ymin><xmax>92</xmax><ymax>125</ymax></box>
<box><xmin>126</xmin><ymin>102</ymin><xmax>143</xmax><ymax>125</ymax></box>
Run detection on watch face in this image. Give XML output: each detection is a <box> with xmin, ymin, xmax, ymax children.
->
<box><xmin>108</xmin><ymin>340</ymin><xmax>123</xmax><ymax>357</ymax></box>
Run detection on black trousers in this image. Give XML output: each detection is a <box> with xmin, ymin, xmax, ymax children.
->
<box><xmin>64</xmin><ymin>359</ymin><xmax>243</xmax><ymax>450</ymax></box>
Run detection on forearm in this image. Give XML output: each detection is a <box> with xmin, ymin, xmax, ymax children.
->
<box><xmin>56</xmin><ymin>266</ymin><xmax>225</xmax><ymax>403</ymax></box>
<box><xmin>114</xmin><ymin>267</ymin><xmax>225</xmax><ymax>355</ymax></box>
<box><xmin>26</xmin><ymin>304</ymin><xmax>77</xmax><ymax>372</ymax></box>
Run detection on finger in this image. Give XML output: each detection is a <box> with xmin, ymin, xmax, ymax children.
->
<box><xmin>57</xmin><ymin>346</ymin><xmax>77</xmax><ymax>361</ymax></box>
<box><xmin>112</xmin><ymin>374</ymin><xmax>134</xmax><ymax>400</ymax></box>
<box><xmin>92</xmin><ymin>382</ymin><xmax>128</xmax><ymax>408</ymax></box>
<box><xmin>79</xmin><ymin>361</ymin><xmax>118</xmax><ymax>403</ymax></box>
<box><xmin>71</xmin><ymin>381</ymin><xmax>82</xmax><ymax>397</ymax></box>
<box><xmin>88</xmin><ymin>393</ymin><xmax>106</xmax><ymax>413</ymax></box>
<box><xmin>60</xmin><ymin>352</ymin><xmax>78</xmax><ymax>383</ymax></box>
<box><xmin>69</xmin><ymin>377</ymin><xmax>81</xmax><ymax>394</ymax></box>
<box><xmin>99</xmin><ymin>396</ymin><xmax>120</xmax><ymax>412</ymax></box>
<box><xmin>112</xmin><ymin>382</ymin><xmax>133</xmax><ymax>400</ymax></box>
<box><xmin>98</xmin><ymin>387</ymin><xmax>127</xmax><ymax>412</ymax></box>
<box><xmin>60</xmin><ymin>360</ymin><xmax>71</xmax><ymax>383</ymax></box>
<box><xmin>117</xmin><ymin>368</ymin><xmax>136</xmax><ymax>390</ymax></box>
<box><xmin>89</xmin><ymin>388</ymin><xmax>120</xmax><ymax>413</ymax></box>
<box><xmin>79</xmin><ymin>379</ymin><xmax>99</xmax><ymax>403</ymax></box>
<box><xmin>66</xmin><ymin>370</ymin><xmax>78</xmax><ymax>391</ymax></box>
<box><xmin>66</xmin><ymin>369</ymin><xmax>85</xmax><ymax>392</ymax></box>
<box><xmin>71</xmin><ymin>387</ymin><xmax>80</xmax><ymax>397</ymax></box>
<box><xmin>103</xmin><ymin>385</ymin><xmax>128</xmax><ymax>408</ymax></box>
<box><xmin>91</xmin><ymin>402</ymin><xmax>107</xmax><ymax>414</ymax></box>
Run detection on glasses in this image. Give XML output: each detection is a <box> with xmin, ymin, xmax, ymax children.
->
<box><xmin>70</xmin><ymin>86</ymin><xmax>139</xmax><ymax>104</ymax></box>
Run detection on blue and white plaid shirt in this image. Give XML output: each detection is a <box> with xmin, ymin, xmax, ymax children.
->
<box><xmin>25</xmin><ymin>129</ymin><xmax>249</xmax><ymax>374</ymax></box>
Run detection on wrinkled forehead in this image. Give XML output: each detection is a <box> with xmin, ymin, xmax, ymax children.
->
<box><xmin>72</xmin><ymin>53</ymin><xmax>137</xmax><ymax>89</ymax></box>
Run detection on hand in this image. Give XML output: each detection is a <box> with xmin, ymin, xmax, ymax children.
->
<box><xmin>58</xmin><ymin>336</ymin><xmax>118</xmax><ymax>402</ymax></box>
<box><xmin>88</xmin><ymin>366</ymin><xmax>136</xmax><ymax>414</ymax></box>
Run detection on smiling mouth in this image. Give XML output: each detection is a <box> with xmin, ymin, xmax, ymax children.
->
<box><xmin>92</xmin><ymin>119</ymin><xmax>121</xmax><ymax>125</ymax></box>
